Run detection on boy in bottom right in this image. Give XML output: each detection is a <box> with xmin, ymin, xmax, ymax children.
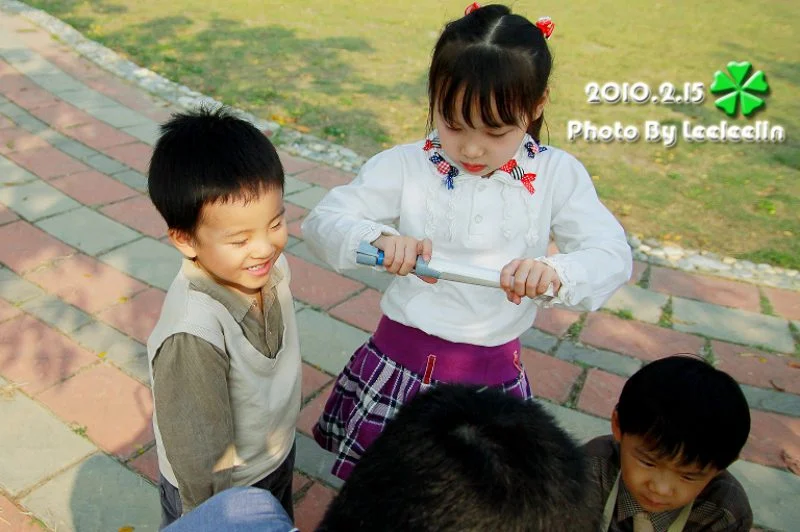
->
<box><xmin>583</xmin><ymin>355</ymin><xmax>753</xmax><ymax>532</ymax></box>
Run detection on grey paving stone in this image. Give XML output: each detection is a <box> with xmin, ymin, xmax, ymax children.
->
<box><xmin>20</xmin><ymin>294</ymin><xmax>93</xmax><ymax>334</ymax></box>
<box><xmin>287</xmin><ymin>235</ymin><xmax>302</xmax><ymax>249</ymax></box>
<box><xmin>0</xmin><ymin>180</ymin><xmax>80</xmax><ymax>220</ymax></box>
<box><xmin>297</xmin><ymin>308</ymin><xmax>368</xmax><ymax>375</ymax></box>
<box><xmin>0</xmin><ymin>48</ymin><xmax>58</xmax><ymax>75</ymax></box>
<box><xmin>729</xmin><ymin>459</ymin><xmax>800</xmax><ymax>532</ymax></box>
<box><xmin>56</xmin><ymin>88</ymin><xmax>119</xmax><ymax>110</ymax></box>
<box><xmin>88</xmin><ymin>105</ymin><xmax>152</xmax><ymax>129</ymax></box>
<box><xmin>27</xmin><ymin>72</ymin><xmax>85</xmax><ymax>94</ymax></box>
<box><xmin>85</xmin><ymin>152</ymin><xmax>128</xmax><ymax>174</ymax></box>
<box><xmin>672</xmin><ymin>297</ymin><xmax>794</xmax><ymax>353</ymax></box>
<box><xmin>284</xmin><ymin>176</ymin><xmax>312</xmax><ymax>195</ymax></box>
<box><xmin>602</xmin><ymin>284</ymin><xmax>668</xmax><ymax>324</ymax></box>
<box><xmin>286</xmin><ymin>186</ymin><xmax>328</xmax><ymax>211</ymax></box>
<box><xmin>98</xmin><ymin>237</ymin><xmax>181</xmax><ymax>290</ymax></box>
<box><xmin>8</xmin><ymin>111</ymin><xmax>49</xmax><ymax>134</ymax></box>
<box><xmin>0</xmin><ymin>266</ymin><xmax>45</xmax><ymax>304</ymax></box>
<box><xmin>520</xmin><ymin>327</ymin><xmax>559</xmax><ymax>353</ymax></box>
<box><xmin>287</xmin><ymin>241</ymin><xmax>330</xmax><ymax>269</ymax></box>
<box><xmin>295</xmin><ymin>433</ymin><xmax>343</xmax><ymax>489</ymax></box>
<box><xmin>0</xmin><ymin>101</ymin><xmax>29</xmax><ymax>119</ymax></box>
<box><xmin>122</xmin><ymin>121</ymin><xmax>161</xmax><ymax>145</ymax></box>
<box><xmin>53</xmin><ymin>138</ymin><xmax>97</xmax><ymax>160</ymax></box>
<box><xmin>556</xmin><ymin>341</ymin><xmax>642</xmax><ymax>377</ymax></box>
<box><xmin>36</xmin><ymin>207</ymin><xmax>140</xmax><ymax>255</ymax></box>
<box><xmin>0</xmin><ymin>389</ymin><xmax>96</xmax><ymax>496</ymax></box>
<box><xmin>72</xmin><ymin>321</ymin><xmax>149</xmax><ymax>385</ymax></box>
<box><xmin>341</xmin><ymin>264</ymin><xmax>393</xmax><ymax>293</ymax></box>
<box><xmin>539</xmin><ymin>401</ymin><xmax>608</xmax><ymax>443</ymax></box>
<box><xmin>0</xmin><ymin>155</ymin><xmax>39</xmax><ymax>185</ymax></box>
<box><xmin>740</xmin><ymin>384</ymin><xmax>800</xmax><ymax>418</ymax></box>
<box><xmin>112</xmin><ymin>169</ymin><xmax>148</xmax><ymax>192</ymax></box>
<box><xmin>21</xmin><ymin>453</ymin><xmax>161</xmax><ymax>532</ymax></box>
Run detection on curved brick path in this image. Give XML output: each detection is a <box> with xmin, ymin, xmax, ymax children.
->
<box><xmin>0</xmin><ymin>10</ymin><xmax>798</xmax><ymax>532</ymax></box>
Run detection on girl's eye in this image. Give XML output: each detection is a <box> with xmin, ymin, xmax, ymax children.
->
<box><xmin>445</xmin><ymin>123</ymin><xmax>461</xmax><ymax>132</ymax></box>
<box><xmin>488</xmin><ymin>130</ymin><xmax>510</xmax><ymax>138</ymax></box>
<box><xmin>270</xmin><ymin>220</ymin><xmax>284</xmax><ymax>231</ymax></box>
<box><xmin>230</xmin><ymin>240</ymin><xmax>248</xmax><ymax>247</ymax></box>
<box><xmin>638</xmin><ymin>459</ymin><xmax>655</xmax><ymax>468</ymax></box>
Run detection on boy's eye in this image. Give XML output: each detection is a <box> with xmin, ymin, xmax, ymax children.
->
<box><xmin>270</xmin><ymin>219</ymin><xmax>284</xmax><ymax>231</ymax></box>
<box><xmin>230</xmin><ymin>240</ymin><xmax>248</xmax><ymax>246</ymax></box>
<box><xmin>637</xmin><ymin>458</ymin><xmax>655</xmax><ymax>468</ymax></box>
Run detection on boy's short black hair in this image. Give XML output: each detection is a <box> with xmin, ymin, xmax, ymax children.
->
<box><xmin>616</xmin><ymin>355</ymin><xmax>750</xmax><ymax>471</ymax></box>
<box><xmin>319</xmin><ymin>385</ymin><xmax>599</xmax><ymax>532</ymax></box>
<box><xmin>148</xmin><ymin>106</ymin><xmax>283</xmax><ymax>234</ymax></box>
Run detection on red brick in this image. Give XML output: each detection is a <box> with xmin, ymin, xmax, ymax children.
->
<box><xmin>0</xmin><ymin>126</ymin><xmax>50</xmax><ymax>153</ymax></box>
<box><xmin>97</xmin><ymin>288</ymin><xmax>165</xmax><ymax>344</ymax></box>
<box><xmin>288</xmin><ymin>219</ymin><xmax>303</xmax><ymax>239</ymax></box>
<box><xmin>29</xmin><ymin>101</ymin><xmax>92</xmax><ymax>129</ymax></box>
<box><xmin>82</xmin><ymin>77</ymin><xmax>159</xmax><ymax>114</ymax></box>
<box><xmin>329</xmin><ymin>289</ymin><xmax>382</xmax><ymax>332</ymax></box>
<box><xmin>580</xmin><ymin>313</ymin><xmax>704</xmax><ymax>362</ymax></box>
<box><xmin>533</xmin><ymin>307</ymin><xmax>581</xmax><ymax>337</ymax></box>
<box><xmin>100</xmin><ymin>195</ymin><xmax>167</xmax><ymax>238</ymax></box>
<box><xmin>285</xmin><ymin>202</ymin><xmax>308</xmax><ymax>222</ymax></box>
<box><xmin>0</xmin><ymin>493</ymin><xmax>46</xmax><ymax>532</ymax></box>
<box><xmin>294</xmin><ymin>166</ymin><xmax>354</xmax><ymax>188</ymax></box>
<box><xmin>279</xmin><ymin>151</ymin><xmax>318</xmax><ymax>175</ymax></box>
<box><xmin>577</xmin><ymin>369</ymin><xmax>626</xmax><ymax>419</ymax></box>
<box><xmin>4</xmin><ymin>83</ymin><xmax>60</xmax><ymax>110</ymax></box>
<box><xmin>520</xmin><ymin>348</ymin><xmax>582</xmax><ymax>404</ymax></box>
<box><xmin>0</xmin><ymin>314</ymin><xmax>97</xmax><ymax>395</ymax></box>
<box><xmin>294</xmin><ymin>482</ymin><xmax>337</xmax><ymax>532</ymax></box>
<box><xmin>6</xmin><ymin>146</ymin><xmax>90</xmax><ymax>179</ymax></box>
<box><xmin>293</xmin><ymin>472</ymin><xmax>313</xmax><ymax>495</ymax></box>
<box><xmin>63</xmin><ymin>120</ymin><xmax>137</xmax><ymax>150</ymax></box>
<box><xmin>0</xmin><ymin>221</ymin><xmax>75</xmax><ymax>274</ymax></box>
<box><xmin>711</xmin><ymin>340</ymin><xmax>800</xmax><ymax>395</ymax></box>
<box><xmin>0</xmin><ymin>203</ymin><xmax>19</xmax><ymax>225</ymax></box>
<box><xmin>37</xmin><ymin>365</ymin><xmax>154</xmax><ymax>458</ymax></box>
<box><xmin>649</xmin><ymin>266</ymin><xmax>760</xmax><ymax>312</ymax></box>
<box><xmin>128</xmin><ymin>445</ymin><xmax>159</xmax><ymax>483</ymax></box>
<box><xmin>297</xmin><ymin>385</ymin><xmax>333</xmax><ymax>436</ymax></box>
<box><xmin>302</xmin><ymin>363</ymin><xmax>333</xmax><ymax>402</ymax></box>
<box><xmin>763</xmin><ymin>286</ymin><xmax>800</xmax><ymax>321</ymax></box>
<box><xmin>0</xmin><ymin>298</ymin><xmax>23</xmax><ymax>322</ymax></box>
<box><xmin>741</xmin><ymin>410</ymin><xmax>800</xmax><ymax>471</ymax></box>
<box><xmin>629</xmin><ymin>261</ymin><xmax>647</xmax><ymax>285</ymax></box>
<box><xmin>50</xmin><ymin>170</ymin><xmax>139</xmax><ymax>205</ymax></box>
<box><xmin>104</xmin><ymin>142</ymin><xmax>152</xmax><ymax>173</ymax></box>
<box><xmin>286</xmin><ymin>254</ymin><xmax>363</xmax><ymax>309</ymax></box>
<box><xmin>25</xmin><ymin>253</ymin><xmax>148</xmax><ymax>314</ymax></box>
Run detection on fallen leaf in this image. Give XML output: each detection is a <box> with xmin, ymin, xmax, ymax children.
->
<box><xmin>295</xmin><ymin>125</ymin><xmax>311</xmax><ymax>133</ymax></box>
<box><xmin>97</xmin><ymin>351</ymin><xmax>107</xmax><ymax>359</ymax></box>
<box><xmin>788</xmin><ymin>361</ymin><xmax>800</xmax><ymax>369</ymax></box>
<box><xmin>119</xmin><ymin>527</ymin><xmax>135</xmax><ymax>532</ymax></box>
<box><xmin>769</xmin><ymin>379</ymin><xmax>786</xmax><ymax>392</ymax></box>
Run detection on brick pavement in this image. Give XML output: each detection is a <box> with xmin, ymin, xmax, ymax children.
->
<box><xmin>0</xmin><ymin>9</ymin><xmax>798</xmax><ymax>532</ymax></box>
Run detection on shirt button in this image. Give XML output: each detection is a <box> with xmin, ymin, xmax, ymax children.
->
<box><xmin>474</xmin><ymin>215</ymin><xmax>483</xmax><ymax>223</ymax></box>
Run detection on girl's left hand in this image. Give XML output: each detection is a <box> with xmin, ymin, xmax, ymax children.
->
<box><xmin>500</xmin><ymin>259</ymin><xmax>561</xmax><ymax>305</ymax></box>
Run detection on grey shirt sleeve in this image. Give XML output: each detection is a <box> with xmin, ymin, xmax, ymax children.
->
<box><xmin>152</xmin><ymin>333</ymin><xmax>234</xmax><ymax>513</ymax></box>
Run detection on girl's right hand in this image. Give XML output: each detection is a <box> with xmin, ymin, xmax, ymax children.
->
<box><xmin>372</xmin><ymin>235</ymin><xmax>433</xmax><ymax>277</ymax></box>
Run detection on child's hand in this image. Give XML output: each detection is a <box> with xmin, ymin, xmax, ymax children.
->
<box><xmin>372</xmin><ymin>235</ymin><xmax>435</xmax><ymax>282</ymax></box>
<box><xmin>500</xmin><ymin>259</ymin><xmax>561</xmax><ymax>305</ymax></box>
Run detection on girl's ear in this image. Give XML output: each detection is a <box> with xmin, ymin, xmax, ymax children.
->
<box><xmin>168</xmin><ymin>228</ymin><xmax>199</xmax><ymax>260</ymax></box>
<box><xmin>533</xmin><ymin>87</ymin><xmax>550</xmax><ymax>121</ymax></box>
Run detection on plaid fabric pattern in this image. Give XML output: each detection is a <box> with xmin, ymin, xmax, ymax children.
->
<box><xmin>313</xmin><ymin>340</ymin><xmax>533</xmax><ymax>480</ymax></box>
<box><xmin>584</xmin><ymin>436</ymin><xmax>753</xmax><ymax>532</ymax></box>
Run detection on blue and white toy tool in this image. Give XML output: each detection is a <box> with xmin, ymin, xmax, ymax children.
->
<box><xmin>355</xmin><ymin>241</ymin><xmax>557</xmax><ymax>302</ymax></box>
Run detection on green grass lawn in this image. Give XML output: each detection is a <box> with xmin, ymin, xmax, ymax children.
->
<box><xmin>26</xmin><ymin>0</ymin><xmax>800</xmax><ymax>268</ymax></box>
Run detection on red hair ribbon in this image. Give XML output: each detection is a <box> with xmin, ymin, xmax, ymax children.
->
<box><xmin>535</xmin><ymin>16</ymin><xmax>555</xmax><ymax>39</ymax></box>
<box><xmin>464</xmin><ymin>2</ymin><xmax>481</xmax><ymax>15</ymax></box>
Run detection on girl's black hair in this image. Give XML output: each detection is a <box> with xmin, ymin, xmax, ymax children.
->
<box><xmin>427</xmin><ymin>4</ymin><xmax>553</xmax><ymax>141</ymax></box>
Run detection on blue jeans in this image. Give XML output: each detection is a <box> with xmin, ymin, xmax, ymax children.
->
<box><xmin>164</xmin><ymin>486</ymin><xmax>297</xmax><ymax>532</ymax></box>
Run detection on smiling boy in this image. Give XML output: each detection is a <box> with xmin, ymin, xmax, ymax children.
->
<box><xmin>584</xmin><ymin>355</ymin><xmax>752</xmax><ymax>532</ymax></box>
<box><xmin>146</xmin><ymin>107</ymin><xmax>301</xmax><ymax>528</ymax></box>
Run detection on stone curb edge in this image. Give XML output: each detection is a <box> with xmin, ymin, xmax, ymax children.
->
<box><xmin>1</xmin><ymin>0</ymin><xmax>798</xmax><ymax>291</ymax></box>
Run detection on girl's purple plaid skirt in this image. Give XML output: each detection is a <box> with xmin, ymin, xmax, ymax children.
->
<box><xmin>312</xmin><ymin>322</ymin><xmax>533</xmax><ymax>480</ymax></box>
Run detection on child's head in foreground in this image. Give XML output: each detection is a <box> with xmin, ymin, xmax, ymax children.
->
<box><xmin>427</xmin><ymin>4</ymin><xmax>553</xmax><ymax>175</ymax></box>
<box><xmin>319</xmin><ymin>384</ymin><xmax>600</xmax><ymax>532</ymax></box>
<box><xmin>612</xmin><ymin>355</ymin><xmax>750</xmax><ymax>513</ymax></box>
<box><xmin>148</xmin><ymin>106</ymin><xmax>287</xmax><ymax>299</ymax></box>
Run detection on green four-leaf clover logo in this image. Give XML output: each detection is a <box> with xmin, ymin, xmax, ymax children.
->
<box><xmin>710</xmin><ymin>61</ymin><xmax>769</xmax><ymax>117</ymax></box>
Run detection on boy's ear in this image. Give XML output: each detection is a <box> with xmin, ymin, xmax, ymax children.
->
<box><xmin>533</xmin><ymin>87</ymin><xmax>550</xmax><ymax>121</ymax></box>
<box><xmin>611</xmin><ymin>407</ymin><xmax>622</xmax><ymax>442</ymax></box>
<box><xmin>168</xmin><ymin>228</ymin><xmax>198</xmax><ymax>260</ymax></box>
